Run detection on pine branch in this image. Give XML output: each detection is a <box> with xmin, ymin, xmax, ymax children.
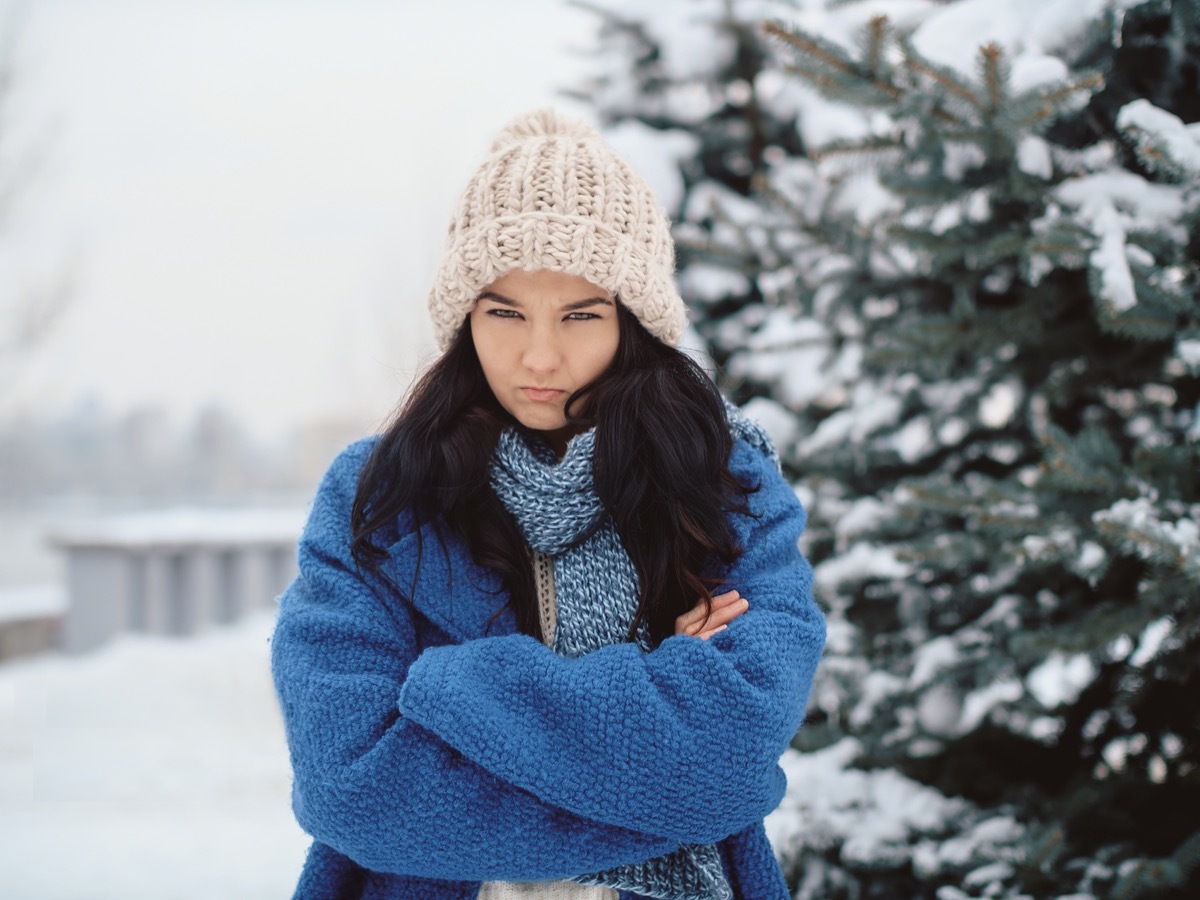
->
<box><xmin>809</xmin><ymin>134</ymin><xmax>904</xmax><ymax>165</ymax></box>
<box><xmin>864</xmin><ymin>15</ymin><xmax>887</xmax><ymax>77</ymax></box>
<box><xmin>780</xmin><ymin>64</ymin><xmax>850</xmax><ymax>95</ymax></box>
<box><xmin>901</xmin><ymin>47</ymin><xmax>981</xmax><ymax>110</ymax></box>
<box><xmin>762</xmin><ymin>20</ymin><xmax>901</xmax><ymax>102</ymax></box>
<box><xmin>1017</xmin><ymin>73</ymin><xmax>1105</xmax><ymax>126</ymax></box>
<box><xmin>979</xmin><ymin>43</ymin><xmax>1005</xmax><ymax>117</ymax></box>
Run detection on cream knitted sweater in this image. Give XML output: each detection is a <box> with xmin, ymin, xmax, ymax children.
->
<box><xmin>477</xmin><ymin>551</ymin><xmax>618</xmax><ymax>900</ymax></box>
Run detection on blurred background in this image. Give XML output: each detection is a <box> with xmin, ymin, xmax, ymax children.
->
<box><xmin>0</xmin><ymin>0</ymin><xmax>597</xmax><ymax>580</ymax></box>
<box><xmin>0</xmin><ymin>0</ymin><xmax>596</xmax><ymax>895</ymax></box>
<box><xmin>2</xmin><ymin>0</ymin><xmax>1198</xmax><ymax>898</ymax></box>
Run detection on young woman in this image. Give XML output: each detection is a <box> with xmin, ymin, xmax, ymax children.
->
<box><xmin>270</xmin><ymin>109</ymin><xmax>826</xmax><ymax>900</ymax></box>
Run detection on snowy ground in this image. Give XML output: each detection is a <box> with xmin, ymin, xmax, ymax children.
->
<box><xmin>0</xmin><ymin>611</ymin><xmax>309</xmax><ymax>899</ymax></box>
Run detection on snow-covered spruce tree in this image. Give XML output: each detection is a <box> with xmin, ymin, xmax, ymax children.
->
<box><xmin>566</xmin><ymin>0</ymin><xmax>809</xmax><ymax>336</ymax></box>
<box><xmin>577</xmin><ymin>1</ymin><xmax>1199</xmax><ymax>896</ymax></box>
<box><xmin>689</xmin><ymin>3</ymin><xmax>1199</xmax><ymax>897</ymax></box>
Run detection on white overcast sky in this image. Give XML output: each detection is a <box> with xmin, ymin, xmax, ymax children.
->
<box><xmin>0</xmin><ymin>0</ymin><xmax>596</xmax><ymax>439</ymax></box>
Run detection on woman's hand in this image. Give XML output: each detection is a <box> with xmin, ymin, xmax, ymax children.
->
<box><xmin>674</xmin><ymin>589</ymin><xmax>749</xmax><ymax>640</ymax></box>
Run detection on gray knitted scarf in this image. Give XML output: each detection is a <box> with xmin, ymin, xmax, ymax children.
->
<box><xmin>489</xmin><ymin>402</ymin><xmax>775</xmax><ymax>900</ymax></box>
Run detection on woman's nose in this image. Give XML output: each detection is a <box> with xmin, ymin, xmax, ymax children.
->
<box><xmin>521</xmin><ymin>328</ymin><xmax>563</xmax><ymax>374</ymax></box>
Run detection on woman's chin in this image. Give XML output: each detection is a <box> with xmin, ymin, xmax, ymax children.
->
<box><xmin>509</xmin><ymin>407</ymin><xmax>568</xmax><ymax>434</ymax></box>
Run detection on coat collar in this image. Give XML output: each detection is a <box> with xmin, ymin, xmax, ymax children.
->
<box><xmin>384</xmin><ymin>515</ymin><xmax>519</xmax><ymax>642</ymax></box>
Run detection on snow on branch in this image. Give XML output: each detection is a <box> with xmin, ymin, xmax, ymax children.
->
<box><xmin>1093</xmin><ymin>497</ymin><xmax>1200</xmax><ymax>573</ymax></box>
<box><xmin>1117</xmin><ymin>99</ymin><xmax>1200</xmax><ymax>182</ymax></box>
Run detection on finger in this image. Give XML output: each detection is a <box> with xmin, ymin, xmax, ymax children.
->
<box><xmin>681</xmin><ymin>592</ymin><xmax>734</xmax><ymax>628</ymax></box>
<box><xmin>676</xmin><ymin>590</ymin><xmax>748</xmax><ymax>635</ymax></box>
<box><xmin>679</xmin><ymin>591</ymin><xmax>741</xmax><ymax>627</ymax></box>
<box><xmin>685</xmin><ymin>596</ymin><xmax>748</xmax><ymax>635</ymax></box>
<box><xmin>710</xmin><ymin>589</ymin><xmax>742</xmax><ymax>606</ymax></box>
<box><xmin>697</xmin><ymin>624</ymin><xmax>728</xmax><ymax>640</ymax></box>
<box><xmin>700</xmin><ymin>597</ymin><xmax>749</xmax><ymax>631</ymax></box>
<box><xmin>676</xmin><ymin>604</ymin><xmax>709</xmax><ymax>632</ymax></box>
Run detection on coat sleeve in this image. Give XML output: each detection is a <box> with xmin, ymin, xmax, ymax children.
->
<box><xmin>397</xmin><ymin>441</ymin><xmax>827</xmax><ymax>846</ymax></box>
<box><xmin>270</xmin><ymin>441</ymin><xmax>678</xmax><ymax>881</ymax></box>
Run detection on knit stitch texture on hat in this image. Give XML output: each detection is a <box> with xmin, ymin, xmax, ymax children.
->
<box><xmin>427</xmin><ymin>108</ymin><xmax>687</xmax><ymax>350</ymax></box>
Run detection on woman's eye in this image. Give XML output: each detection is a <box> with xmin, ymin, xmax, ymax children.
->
<box><xmin>487</xmin><ymin>308</ymin><xmax>522</xmax><ymax>319</ymax></box>
<box><xmin>566</xmin><ymin>312</ymin><xmax>600</xmax><ymax>321</ymax></box>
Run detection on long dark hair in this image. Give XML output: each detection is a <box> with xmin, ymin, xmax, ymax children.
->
<box><xmin>350</xmin><ymin>303</ymin><xmax>754</xmax><ymax>646</ymax></box>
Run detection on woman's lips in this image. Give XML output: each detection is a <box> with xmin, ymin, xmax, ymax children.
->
<box><xmin>521</xmin><ymin>387</ymin><xmax>564</xmax><ymax>402</ymax></box>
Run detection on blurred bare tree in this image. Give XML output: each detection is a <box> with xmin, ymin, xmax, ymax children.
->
<box><xmin>0</xmin><ymin>13</ymin><xmax>72</xmax><ymax>398</ymax></box>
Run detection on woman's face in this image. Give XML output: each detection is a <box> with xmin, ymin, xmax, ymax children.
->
<box><xmin>470</xmin><ymin>268</ymin><xmax>619</xmax><ymax>455</ymax></box>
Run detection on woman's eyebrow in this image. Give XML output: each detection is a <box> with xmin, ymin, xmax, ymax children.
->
<box><xmin>475</xmin><ymin>292</ymin><xmax>614</xmax><ymax>311</ymax></box>
<box><xmin>563</xmin><ymin>296</ymin><xmax>614</xmax><ymax>311</ymax></box>
<box><xmin>476</xmin><ymin>291</ymin><xmax>519</xmax><ymax>306</ymax></box>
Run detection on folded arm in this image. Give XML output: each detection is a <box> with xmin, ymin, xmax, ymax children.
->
<box><xmin>270</xmin><ymin>441</ymin><xmax>677</xmax><ymax>880</ymax></box>
<box><xmin>398</xmin><ymin>441</ymin><xmax>827</xmax><ymax>845</ymax></box>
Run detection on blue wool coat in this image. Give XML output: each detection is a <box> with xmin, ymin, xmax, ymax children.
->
<box><xmin>270</xmin><ymin>436</ymin><xmax>826</xmax><ymax>900</ymax></box>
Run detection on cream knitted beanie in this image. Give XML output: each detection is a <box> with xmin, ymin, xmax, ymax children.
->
<box><xmin>427</xmin><ymin>108</ymin><xmax>687</xmax><ymax>351</ymax></box>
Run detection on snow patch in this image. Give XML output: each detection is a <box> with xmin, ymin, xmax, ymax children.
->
<box><xmin>0</xmin><ymin>584</ymin><xmax>67</xmax><ymax>624</ymax></box>
<box><xmin>850</xmin><ymin>670</ymin><xmax>907</xmax><ymax>728</ymax></box>
<box><xmin>615</xmin><ymin>0</ymin><xmax>737</xmax><ymax>81</ymax></box>
<box><xmin>741</xmin><ymin>397</ymin><xmax>801</xmax><ymax>451</ymax></box>
<box><xmin>1017</xmin><ymin>135</ymin><xmax>1052</xmax><ymax>179</ymax></box>
<box><xmin>603</xmin><ymin>120</ymin><xmax>699</xmax><ymax>213</ymax></box>
<box><xmin>1009</xmin><ymin>55</ymin><xmax>1069</xmax><ymax>93</ymax></box>
<box><xmin>1027</xmin><ymin>652</ymin><xmax>1096</xmax><ymax>708</ymax></box>
<box><xmin>937</xmin><ymin>417</ymin><xmax>969</xmax><ymax>446</ymax></box>
<box><xmin>1076</xmin><ymin>541</ymin><xmax>1106</xmax><ymax>573</ymax></box>
<box><xmin>959</xmin><ymin>678</ymin><xmax>1023</xmax><ymax>732</ymax></box>
<box><xmin>979</xmin><ymin>381</ymin><xmax>1022</xmax><ymax>429</ymax></box>
<box><xmin>1117</xmin><ymin>99</ymin><xmax>1200</xmax><ymax>179</ymax></box>
<box><xmin>1070</xmin><ymin>539</ymin><xmax>1108</xmax><ymax>584</ymax></box>
<box><xmin>757</xmin><ymin>69</ymin><xmax>873</xmax><ymax>149</ymax></box>
<box><xmin>1094</xmin><ymin>497</ymin><xmax>1200</xmax><ymax>560</ymax></box>
<box><xmin>1091</xmin><ymin>200</ymin><xmax>1137</xmax><ymax>313</ymax></box>
<box><xmin>931</xmin><ymin>203</ymin><xmax>962</xmax><ymax>235</ymax></box>
<box><xmin>910</xmin><ymin>0</ymin><xmax>1143</xmax><ymax>78</ymax></box>
<box><xmin>1108</xmin><ymin>633</ymin><xmax>1134</xmax><ymax>663</ymax></box>
<box><xmin>976</xmin><ymin>595</ymin><xmax>1022</xmax><ymax>629</ymax></box>
<box><xmin>815</xmin><ymin>542</ymin><xmax>911</xmax><ymax>593</ymax></box>
<box><xmin>1028</xmin><ymin>716</ymin><xmax>1064</xmax><ymax>741</ymax></box>
<box><xmin>732</xmin><ymin>345</ymin><xmax>833</xmax><ymax>411</ymax></box>
<box><xmin>822</xmin><ymin>616</ymin><xmax>858</xmax><ymax>656</ymax></box>
<box><xmin>831</xmin><ymin>171</ymin><xmax>902</xmax><ymax>227</ymax></box>
<box><xmin>913</xmin><ymin>815</ymin><xmax>1025</xmax><ymax>876</ymax></box>
<box><xmin>1055</xmin><ymin>170</ymin><xmax>1186</xmax><ymax>230</ymax></box>
<box><xmin>891</xmin><ymin>415</ymin><xmax>933</xmax><ymax>463</ymax></box>
<box><xmin>964</xmin><ymin>861</ymin><xmax>1016</xmax><ymax>888</ymax></box>
<box><xmin>917</xmin><ymin>682</ymin><xmax>963</xmax><ymax>737</ymax></box>
<box><xmin>1176</xmin><ymin>339</ymin><xmax>1200</xmax><ymax>372</ymax></box>
<box><xmin>943</xmin><ymin>144</ymin><xmax>987</xmax><ymax>182</ymax></box>
<box><xmin>1054</xmin><ymin>169</ymin><xmax>1187</xmax><ymax>297</ymax></box>
<box><xmin>800</xmin><ymin>383</ymin><xmax>904</xmax><ymax>457</ymax></box>
<box><xmin>966</xmin><ymin>189</ymin><xmax>990</xmax><ymax>223</ymax></box>
<box><xmin>910</xmin><ymin>636</ymin><xmax>961</xmax><ymax>688</ymax></box>
<box><xmin>747</xmin><ymin>311</ymin><xmax>829</xmax><ymax>350</ymax></box>
<box><xmin>677</xmin><ymin>263</ymin><xmax>751</xmax><ymax>303</ymax></box>
<box><xmin>836</xmin><ymin>496</ymin><xmax>889</xmax><ymax>542</ymax></box>
<box><xmin>1130</xmin><ymin>617</ymin><xmax>1173</xmax><ymax>668</ymax></box>
<box><xmin>0</xmin><ymin>611</ymin><xmax>308</xmax><ymax>897</ymax></box>
<box><xmin>683</xmin><ymin>179</ymin><xmax>763</xmax><ymax>228</ymax></box>
<box><xmin>768</xmin><ymin>737</ymin><xmax>970</xmax><ymax>871</ymax></box>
